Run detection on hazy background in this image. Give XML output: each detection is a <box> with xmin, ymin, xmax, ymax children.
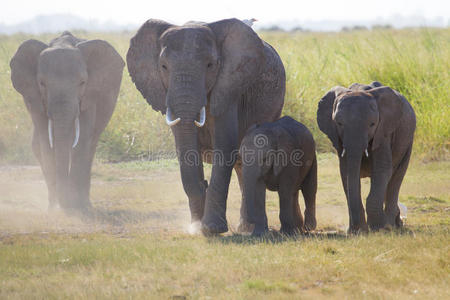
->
<box><xmin>0</xmin><ymin>0</ymin><xmax>449</xmax><ymax>34</ymax></box>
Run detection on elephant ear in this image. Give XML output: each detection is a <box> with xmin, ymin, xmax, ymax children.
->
<box><xmin>10</xmin><ymin>39</ymin><xmax>48</xmax><ymax>114</ymax></box>
<box><xmin>127</xmin><ymin>19</ymin><xmax>173</xmax><ymax>114</ymax></box>
<box><xmin>208</xmin><ymin>18</ymin><xmax>265</xmax><ymax>116</ymax></box>
<box><xmin>368</xmin><ymin>86</ymin><xmax>404</xmax><ymax>151</ymax></box>
<box><xmin>77</xmin><ymin>40</ymin><xmax>125</xmax><ymax>112</ymax></box>
<box><xmin>316</xmin><ymin>86</ymin><xmax>348</xmax><ymax>151</ymax></box>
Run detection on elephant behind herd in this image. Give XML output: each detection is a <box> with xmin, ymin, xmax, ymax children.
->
<box><xmin>9</xmin><ymin>18</ymin><xmax>416</xmax><ymax>235</ymax></box>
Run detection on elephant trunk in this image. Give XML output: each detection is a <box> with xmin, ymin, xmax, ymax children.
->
<box><xmin>167</xmin><ymin>70</ymin><xmax>208</xmax><ymax>222</ymax></box>
<box><xmin>52</xmin><ymin>116</ymin><xmax>76</xmax><ymax>210</ymax></box>
<box><xmin>172</xmin><ymin>122</ymin><xmax>206</xmax><ymax>222</ymax></box>
<box><xmin>344</xmin><ymin>137</ymin><xmax>367</xmax><ymax>232</ymax></box>
<box><xmin>346</xmin><ymin>151</ymin><xmax>362</xmax><ymax>232</ymax></box>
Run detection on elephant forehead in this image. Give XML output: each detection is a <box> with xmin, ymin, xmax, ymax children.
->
<box><xmin>161</xmin><ymin>27</ymin><xmax>216</xmax><ymax>55</ymax></box>
<box><xmin>337</xmin><ymin>94</ymin><xmax>374</xmax><ymax>108</ymax></box>
<box><xmin>38</xmin><ymin>48</ymin><xmax>86</xmax><ymax>78</ymax></box>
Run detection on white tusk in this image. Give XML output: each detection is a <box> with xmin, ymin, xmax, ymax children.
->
<box><xmin>365</xmin><ymin>149</ymin><xmax>369</xmax><ymax>157</ymax></box>
<box><xmin>48</xmin><ymin>119</ymin><xmax>53</xmax><ymax>148</ymax></box>
<box><xmin>166</xmin><ymin>107</ymin><xmax>181</xmax><ymax>126</ymax></box>
<box><xmin>194</xmin><ymin>106</ymin><xmax>206</xmax><ymax>127</ymax></box>
<box><xmin>72</xmin><ymin>117</ymin><xmax>80</xmax><ymax>148</ymax></box>
<box><xmin>341</xmin><ymin>148</ymin><xmax>345</xmax><ymax>157</ymax></box>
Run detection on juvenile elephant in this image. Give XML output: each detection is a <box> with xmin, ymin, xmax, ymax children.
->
<box><xmin>10</xmin><ymin>32</ymin><xmax>124</xmax><ymax>212</ymax></box>
<box><xmin>317</xmin><ymin>82</ymin><xmax>416</xmax><ymax>232</ymax></box>
<box><xmin>239</xmin><ymin>116</ymin><xmax>317</xmax><ymax>236</ymax></box>
<box><xmin>127</xmin><ymin>19</ymin><xmax>285</xmax><ymax>234</ymax></box>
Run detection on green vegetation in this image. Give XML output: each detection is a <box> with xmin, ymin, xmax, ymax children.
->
<box><xmin>0</xmin><ymin>28</ymin><xmax>449</xmax><ymax>164</ymax></box>
<box><xmin>0</xmin><ymin>155</ymin><xmax>449</xmax><ymax>298</ymax></box>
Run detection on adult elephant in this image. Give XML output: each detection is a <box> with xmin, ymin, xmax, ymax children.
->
<box><xmin>10</xmin><ymin>32</ymin><xmax>124</xmax><ymax>212</ymax></box>
<box><xmin>127</xmin><ymin>18</ymin><xmax>285</xmax><ymax>234</ymax></box>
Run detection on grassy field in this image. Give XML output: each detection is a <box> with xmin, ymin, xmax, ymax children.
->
<box><xmin>0</xmin><ymin>154</ymin><xmax>449</xmax><ymax>298</ymax></box>
<box><xmin>0</xmin><ymin>28</ymin><xmax>449</xmax><ymax>163</ymax></box>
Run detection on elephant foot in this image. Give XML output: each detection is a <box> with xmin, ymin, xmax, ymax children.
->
<box><xmin>367</xmin><ymin>211</ymin><xmax>388</xmax><ymax>231</ymax></box>
<box><xmin>251</xmin><ymin>229</ymin><xmax>268</xmax><ymax>237</ymax></box>
<box><xmin>304</xmin><ymin>214</ymin><xmax>317</xmax><ymax>232</ymax></box>
<box><xmin>201</xmin><ymin>190</ymin><xmax>228</xmax><ymax>235</ymax></box>
<box><xmin>251</xmin><ymin>223</ymin><xmax>268</xmax><ymax>237</ymax></box>
<box><xmin>201</xmin><ymin>219</ymin><xmax>228</xmax><ymax>236</ymax></box>
<box><xmin>237</xmin><ymin>219</ymin><xmax>254</xmax><ymax>234</ymax></box>
<box><xmin>347</xmin><ymin>223</ymin><xmax>368</xmax><ymax>235</ymax></box>
<box><xmin>280</xmin><ymin>225</ymin><xmax>302</xmax><ymax>236</ymax></box>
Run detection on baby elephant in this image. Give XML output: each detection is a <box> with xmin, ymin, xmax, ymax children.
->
<box><xmin>317</xmin><ymin>82</ymin><xmax>416</xmax><ymax>233</ymax></box>
<box><xmin>239</xmin><ymin>116</ymin><xmax>317</xmax><ymax>235</ymax></box>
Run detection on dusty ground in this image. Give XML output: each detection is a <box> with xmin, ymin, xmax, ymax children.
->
<box><xmin>0</xmin><ymin>154</ymin><xmax>449</xmax><ymax>298</ymax></box>
<box><xmin>0</xmin><ymin>155</ymin><xmax>352</xmax><ymax>236</ymax></box>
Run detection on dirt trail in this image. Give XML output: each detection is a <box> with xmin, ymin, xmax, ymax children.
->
<box><xmin>0</xmin><ymin>163</ymin><xmax>349</xmax><ymax>236</ymax></box>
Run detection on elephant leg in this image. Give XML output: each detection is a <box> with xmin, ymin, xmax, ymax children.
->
<box><xmin>201</xmin><ymin>105</ymin><xmax>238</xmax><ymax>234</ymax></box>
<box><xmin>251</xmin><ymin>178</ymin><xmax>268</xmax><ymax>236</ymax></box>
<box><xmin>366</xmin><ymin>145</ymin><xmax>393</xmax><ymax>230</ymax></box>
<box><xmin>202</xmin><ymin>159</ymin><xmax>234</xmax><ymax>234</ymax></box>
<box><xmin>33</xmin><ymin>124</ymin><xmax>57</xmax><ymax>210</ymax></box>
<box><xmin>301</xmin><ymin>157</ymin><xmax>317</xmax><ymax>231</ymax></box>
<box><xmin>69</xmin><ymin>141</ymin><xmax>94</xmax><ymax>211</ymax></box>
<box><xmin>385</xmin><ymin>146</ymin><xmax>412</xmax><ymax>227</ymax></box>
<box><xmin>279</xmin><ymin>189</ymin><xmax>300</xmax><ymax>235</ymax></box>
<box><xmin>279</xmin><ymin>175</ymin><xmax>300</xmax><ymax>235</ymax></box>
<box><xmin>339</xmin><ymin>158</ymin><xmax>367</xmax><ymax>232</ymax></box>
<box><xmin>234</xmin><ymin>161</ymin><xmax>253</xmax><ymax>233</ymax></box>
<box><xmin>188</xmin><ymin>158</ymin><xmax>207</xmax><ymax>223</ymax></box>
<box><xmin>291</xmin><ymin>191</ymin><xmax>304</xmax><ymax>232</ymax></box>
<box><xmin>68</xmin><ymin>109</ymin><xmax>95</xmax><ymax>211</ymax></box>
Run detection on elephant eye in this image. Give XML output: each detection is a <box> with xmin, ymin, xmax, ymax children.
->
<box><xmin>79</xmin><ymin>81</ymin><xmax>86</xmax><ymax>86</ymax></box>
<box><xmin>162</xmin><ymin>64</ymin><xmax>167</xmax><ymax>70</ymax></box>
<box><xmin>370</xmin><ymin>122</ymin><xmax>375</xmax><ymax>127</ymax></box>
<box><xmin>337</xmin><ymin>122</ymin><xmax>343</xmax><ymax>126</ymax></box>
<box><xmin>207</xmin><ymin>62</ymin><xmax>213</xmax><ymax>68</ymax></box>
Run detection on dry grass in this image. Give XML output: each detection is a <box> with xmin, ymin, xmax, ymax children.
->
<box><xmin>0</xmin><ymin>154</ymin><xmax>448</xmax><ymax>298</ymax></box>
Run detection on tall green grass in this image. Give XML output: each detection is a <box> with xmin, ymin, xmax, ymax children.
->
<box><xmin>0</xmin><ymin>28</ymin><xmax>448</xmax><ymax>164</ymax></box>
<box><xmin>270</xmin><ymin>28</ymin><xmax>449</xmax><ymax>159</ymax></box>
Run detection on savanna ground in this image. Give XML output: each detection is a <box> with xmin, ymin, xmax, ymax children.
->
<box><xmin>0</xmin><ymin>28</ymin><xmax>449</xmax><ymax>298</ymax></box>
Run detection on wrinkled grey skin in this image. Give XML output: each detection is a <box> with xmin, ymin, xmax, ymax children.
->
<box><xmin>127</xmin><ymin>18</ymin><xmax>285</xmax><ymax>234</ymax></box>
<box><xmin>10</xmin><ymin>32</ymin><xmax>124</xmax><ymax>212</ymax></box>
<box><xmin>239</xmin><ymin>116</ymin><xmax>317</xmax><ymax>236</ymax></box>
<box><xmin>317</xmin><ymin>82</ymin><xmax>416</xmax><ymax>233</ymax></box>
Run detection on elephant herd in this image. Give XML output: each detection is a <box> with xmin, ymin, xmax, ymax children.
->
<box><xmin>10</xmin><ymin>18</ymin><xmax>416</xmax><ymax>236</ymax></box>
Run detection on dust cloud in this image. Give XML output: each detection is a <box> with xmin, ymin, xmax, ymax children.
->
<box><xmin>0</xmin><ymin>162</ymin><xmax>350</xmax><ymax>237</ymax></box>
